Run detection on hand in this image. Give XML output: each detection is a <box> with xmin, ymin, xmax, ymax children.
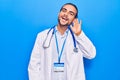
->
<box><xmin>70</xmin><ymin>19</ymin><xmax>82</xmax><ymax>36</ymax></box>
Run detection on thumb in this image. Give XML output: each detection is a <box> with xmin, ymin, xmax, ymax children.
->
<box><xmin>79</xmin><ymin>20</ymin><xmax>82</xmax><ymax>30</ymax></box>
<box><xmin>70</xmin><ymin>24</ymin><xmax>75</xmax><ymax>32</ymax></box>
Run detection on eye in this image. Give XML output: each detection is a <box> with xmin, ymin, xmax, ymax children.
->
<box><xmin>70</xmin><ymin>12</ymin><xmax>74</xmax><ymax>16</ymax></box>
<box><xmin>69</xmin><ymin>11</ymin><xmax>75</xmax><ymax>16</ymax></box>
<box><xmin>61</xmin><ymin>8</ymin><xmax>67</xmax><ymax>12</ymax></box>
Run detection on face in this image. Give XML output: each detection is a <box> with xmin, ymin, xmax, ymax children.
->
<box><xmin>58</xmin><ymin>4</ymin><xmax>77</xmax><ymax>26</ymax></box>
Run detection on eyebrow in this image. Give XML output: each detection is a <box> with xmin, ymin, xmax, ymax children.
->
<box><xmin>62</xmin><ymin>8</ymin><xmax>76</xmax><ymax>14</ymax></box>
<box><xmin>62</xmin><ymin>8</ymin><xmax>67</xmax><ymax>11</ymax></box>
<box><xmin>69</xmin><ymin>11</ymin><xmax>75</xmax><ymax>15</ymax></box>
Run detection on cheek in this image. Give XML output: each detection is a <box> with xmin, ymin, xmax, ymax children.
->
<box><xmin>58</xmin><ymin>14</ymin><xmax>62</xmax><ymax>20</ymax></box>
<box><xmin>58</xmin><ymin>12</ymin><xmax>63</xmax><ymax>17</ymax></box>
<box><xmin>68</xmin><ymin>17</ymin><xmax>75</xmax><ymax>23</ymax></box>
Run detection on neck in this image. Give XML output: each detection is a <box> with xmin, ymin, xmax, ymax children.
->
<box><xmin>57</xmin><ymin>24</ymin><xmax>68</xmax><ymax>35</ymax></box>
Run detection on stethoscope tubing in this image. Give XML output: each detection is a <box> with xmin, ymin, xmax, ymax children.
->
<box><xmin>43</xmin><ymin>26</ymin><xmax>78</xmax><ymax>53</ymax></box>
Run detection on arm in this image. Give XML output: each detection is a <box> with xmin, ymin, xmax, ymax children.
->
<box><xmin>75</xmin><ymin>31</ymin><xmax>96</xmax><ymax>59</ymax></box>
<box><xmin>70</xmin><ymin>19</ymin><xmax>96</xmax><ymax>59</ymax></box>
<box><xmin>28</xmin><ymin>33</ymin><xmax>44</xmax><ymax>80</ymax></box>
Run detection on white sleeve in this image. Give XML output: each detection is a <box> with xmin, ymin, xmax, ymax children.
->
<box><xmin>75</xmin><ymin>31</ymin><xmax>96</xmax><ymax>59</ymax></box>
<box><xmin>28</xmin><ymin>33</ymin><xmax>44</xmax><ymax>80</ymax></box>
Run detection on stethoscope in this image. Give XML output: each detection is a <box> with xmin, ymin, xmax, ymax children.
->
<box><xmin>43</xmin><ymin>25</ymin><xmax>78</xmax><ymax>53</ymax></box>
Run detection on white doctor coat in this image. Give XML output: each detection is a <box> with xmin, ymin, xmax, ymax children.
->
<box><xmin>28</xmin><ymin>28</ymin><xmax>96</xmax><ymax>80</ymax></box>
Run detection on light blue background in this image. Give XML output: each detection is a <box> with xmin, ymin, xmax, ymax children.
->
<box><xmin>0</xmin><ymin>0</ymin><xmax>120</xmax><ymax>80</ymax></box>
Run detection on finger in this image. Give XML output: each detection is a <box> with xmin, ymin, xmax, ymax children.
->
<box><xmin>70</xmin><ymin>24</ymin><xmax>75</xmax><ymax>32</ymax></box>
<box><xmin>79</xmin><ymin>20</ymin><xmax>82</xmax><ymax>30</ymax></box>
<box><xmin>73</xmin><ymin>18</ymin><xmax>79</xmax><ymax>24</ymax></box>
<box><xmin>76</xmin><ymin>18</ymin><xmax>79</xmax><ymax>23</ymax></box>
<box><xmin>70</xmin><ymin>24</ymin><xmax>73</xmax><ymax>30</ymax></box>
<box><xmin>79</xmin><ymin>20</ymin><xmax>82</xmax><ymax>25</ymax></box>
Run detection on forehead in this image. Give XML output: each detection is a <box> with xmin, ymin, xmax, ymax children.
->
<box><xmin>62</xmin><ymin>4</ymin><xmax>77</xmax><ymax>13</ymax></box>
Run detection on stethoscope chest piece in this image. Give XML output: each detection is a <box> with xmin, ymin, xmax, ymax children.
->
<box><xmin>73</xmin><ymin>47</ymin><xmax>78</xmax><ymax>53</ymax></box>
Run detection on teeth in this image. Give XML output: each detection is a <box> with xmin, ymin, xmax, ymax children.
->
<box><xmin>62</xmin><ymin>19</ymin><xmax>66</xmax><ymax>21</ymax></box>
<box><xmin>62</xmin><ymin>17</ymin><xmax>67</xmax><ymax>21</ymax></box>
<box><xmin>62</xmin><ymin>18</ymin><xmax>66</xmax><ymax>21</ymax></box>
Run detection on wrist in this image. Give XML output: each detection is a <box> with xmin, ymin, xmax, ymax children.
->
<box><xmin>75</xmin><ymin>30</ymin><xmax>82</xmax><ymax>36</ymax></box>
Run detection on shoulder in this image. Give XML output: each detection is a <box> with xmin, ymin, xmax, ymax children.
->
<box><xmin>38</xmin><ymin>29</ymin><xmax>49</xmax><ymax>36</ymax></box>
<box><xmin>36</xmin><ymin>28</ymin><xmax>50</xmax><ymax>40</ymax></box>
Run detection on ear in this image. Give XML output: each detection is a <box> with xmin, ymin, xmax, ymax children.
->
<box><xmin>70</xmin><ymin>18</ymin><xmax>76</xmax><ymax>27</ymax></box>
<box><xmin>73</xmin><ymin>18</ymin><xmax>78</xmax><ymax>23</ymax></box>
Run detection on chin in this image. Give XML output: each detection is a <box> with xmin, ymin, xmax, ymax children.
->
<box><xmin>60</xmin><ymin>21</ymin><xmax>69</xmax><ymax>26</ymax></box>
<box><xmin>58</xmin><ymin>18</ymin><xmax>70</xmax><ymax>26</ymax></box>
<box><xmin>60</xmin><ymin>23</ymin><xmax>69</xmax><ymax>26</ymax></box>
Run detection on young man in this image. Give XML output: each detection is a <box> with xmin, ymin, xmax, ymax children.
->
<box><xmin>28</xmin><ymin>3</ymin><xmax>96</xmax><ymax>80</ymax></box>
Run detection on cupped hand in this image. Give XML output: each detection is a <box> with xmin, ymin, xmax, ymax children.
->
<box><xmin>70</xmin><ymin>18</ymin><xmax>82</xmax><ymax>36</ymax></box>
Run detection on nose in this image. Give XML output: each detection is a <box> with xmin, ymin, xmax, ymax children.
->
<box><xmin>63</xmin><ymin>12</ymin><xmax>68</xmax><ymax>17</ymax></box>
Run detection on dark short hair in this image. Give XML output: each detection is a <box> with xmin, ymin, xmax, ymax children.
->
<box><xmin>60</xmin><ymin>3</ymin><xmax>78</xmax><ymax>18</ymax></box>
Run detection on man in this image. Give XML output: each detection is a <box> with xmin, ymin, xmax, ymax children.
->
<box><xmin>28</xmin><ymin>3</ymin><xmax>96</xmax><ymax>80</ymax></box>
